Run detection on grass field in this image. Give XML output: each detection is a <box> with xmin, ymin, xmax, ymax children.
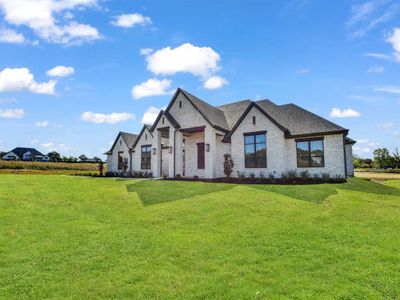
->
<box><xmin>1</xmin><ymin>175</ymin><xmax>400</xmax><ymax>299</ymax></box>
<box><xmin>355</xmin><ymin>170</ymin><xmax>400</xmax><ymax>180</ymax></box>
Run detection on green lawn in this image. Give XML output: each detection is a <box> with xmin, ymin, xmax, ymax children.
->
<box><xmin>1</xmin><ymin>175</ymin><xmax>400</xmax><ymax>299</ymax></box>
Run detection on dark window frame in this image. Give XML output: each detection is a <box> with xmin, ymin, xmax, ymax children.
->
<box><xmin>296</xmin><ymin>138</ymin><xmax>325</xmax><ymax>168</ymax></box>
<box><xmin>141</xmin><ymin>145</ymin><xmax>152</xmax><ymax>170</ymax></box>
<box><xmin>243</xmin><ymin>131</ymin><xmax>267</xmax><ymax>168</ymax></box>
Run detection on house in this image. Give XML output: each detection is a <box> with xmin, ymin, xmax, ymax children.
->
<box><xmin>1</xmin><ymin>147</ymin><xmax>49</xmax><ymax>162</ymax></box>
<box><xmin>105</xmin><ymin>88</ymin><xmax>356</xmax><ymax>178</ymax></box>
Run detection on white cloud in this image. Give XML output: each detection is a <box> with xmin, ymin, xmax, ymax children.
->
<box><xmin>41</xmin><ymin>142</ymin><xmax>72</xmax><ymax>152</ymax></box>
<box><xmin>46</xmin><ymin>65</ymin><xmax>75</xmax><ymax>77</ymax></box>
<box><xmin>111</xmin><ymin>13</ymin><xmax>152</xmax><ymax>28</ymax></box>
<box><xmin>140</xmin><ymin>48</ymin><xmax>153</xmax><ymax>55</ymax></box>
<box><xmin>296</xmin><ymin>68</ymin><xmax>310</xmax><ymax>74</ymax></box>
<box><xmin>330</xmin><ymin>108</ymin><xmax>360</xmax><ymax>118</ymax></box>
<box><xmin>367</xmin><ymin>66</ymin><xmax>384</xmax><ymax>73</ymax></box>
<box><xmin>203</xmin><ymin>76</ymin><xmax>228</xmax><ymax>90</ymax></box>
<box><xmin>353</xmin><ymin>146</ymin><xmax>372</xmax><ymax>154</ymax></box>
<box><xmin>347</xmin><ymin>1</ymin><xmax>400</xmax><ymax>38</ymax></box>
<box><xmin>30</xmin><ymin>139</ymin><xmax>39</xmax><ymax>145</ymax></box>
<box><xmin>141</xmin><ymin>106</ymin><xmax>162</xmax><ymax>125</ymax></box>
<box><xmin>0</xmin><ymin>108</ymin><xmax>25</xmax><ymax>118</ymax></box>
<box><xmin>375</xmin><ymin>85</ymin><xmax>400</xmax><ymax>94</ymax></box>
<box><xmin>377</xmin><ymin>122</ymin><xmax>394</xmax><ymax>129</ymax></box>
<box><xmin>143</xmin><ymin>43</ymin><xmax>221</xmax><ymax>78</ymax></box>
<box><xmin>363</xmin><ymin>52</ymin><xmax>392</xmax><ymax>60</ymax></box>
<box><xmin>357</xmin><ymin>139</ymin><xmax>369</xmax><ymax>144</ymax></box>
<box><xmin>0</xmin><ymin>0</ymin><xmax>101</xmax><ymax>45</ymax></box>
<box><xmin>35</xmin><ymin>120</ymin><xmax>48</xmax><ymax>127</ymax></box>
<box><xmin>0</xmin><ymin>27</ymin><xmax>25</xmax><ymax>44</ymax></box>
<box><xmin>0</xmin><ymin>67</ymin><xmax>56</xmax><ymax>95</ymax></box>
<box><xmin>131</xmin><ymin>78</ymin><xmax>172</xmax><ymax>100</ymax></box>
<box><xmin>81</xmin><ymin>111</ymin><xmax>135</xmax><ymax>124</ymax></box>
<box><xmin>387</xmin><ymin>27</ymin><xmax>400</xmax><ymax>62</ymax></box>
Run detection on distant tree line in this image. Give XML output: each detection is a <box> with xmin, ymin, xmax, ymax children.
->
<box><xmin>353</xmin><ymin>147</ymin><xmax>400</xmax><ymax>169</ymax></box>
<box><xmin>47</xmin><ymin>151</ymin><xmax>102</xmax><ymax>163</ymax></box>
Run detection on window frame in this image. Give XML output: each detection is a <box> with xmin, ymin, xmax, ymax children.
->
<box><xmin>243</xmin><ymin>131</ymin><xmax>267</xmax><ymax>168</ymax></box>
<box><xmin>296</xmin><ymin>138</ymin><xmax>325</xmax><ymax>168</ymax></box>
<box><xmin>117</xmin><ymin>151</ymin><xmax>124</xmax><ymax>170</ymax></box>
<box><xmin>141</xmin><ymin>145</ymin><xmax>152</xmax><ymax>170</ymax></box>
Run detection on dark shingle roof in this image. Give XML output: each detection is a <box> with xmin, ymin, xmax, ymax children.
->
<box><xmin>217</xmin><ymin>100</ymin><xmax>252</xmax><ymax>130</ymax></box>
<box><xmin>10</xmin><ymin>147</ymin><xmax>44</xmax><ymax>158</ymax></box>
<box><xmin>256</xmin><ymin>100</ymin><xmax>347</xmax><ymax>137</ymax></box>
<box><xmin>105</xmin><ymin>132</ymin><xmax>138</xmax><ymax>155</ymax></box>
<box><xmin>180</xmin><ymin>89</ymin><xmax>229</xmax><ymax>131</ymax></box>
<box><xmin>345</xmin><ymin>137</ymin><xmax>357</xmax><ymax>144</ymax></box>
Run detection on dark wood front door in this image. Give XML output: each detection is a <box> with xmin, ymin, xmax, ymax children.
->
<box><xmin>197</xmin><ymin>142</ymin><xmax>205</xmax><ymax>169</ymax></box>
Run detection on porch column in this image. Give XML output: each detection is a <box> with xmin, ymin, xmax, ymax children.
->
<box><xmin>153</xmin><ymin>129</ymin><xmax>162</xmax><ymax>177</ymax></box>
<box><xmin>168</xmin><ymin>127</ymin><xmax>175</xmax><ymax>178</ymax></box>
<box><xmin>175</xmin><ymin>130</ymin><xmax>183</xmax><ymax>177</ymax></box>
<box><xmin>204</xmin><ymin>126</ymin><xmax>216</xmax><ymax>178</ymax></box>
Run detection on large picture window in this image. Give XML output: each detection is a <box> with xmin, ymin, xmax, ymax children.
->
<box><xmin>141</xmin><ymin>145</ymin><xmax>151</xmax><ymax>170</ymax></box>
<box><xmin>296</xmin><ymin>139</ymin><xmax>324</xmax><ymax>167</ymax></box>
<box><xmin>244</xmin><ymin>132</ymin><xmax>267</xmax><ymax>168</ymax></box>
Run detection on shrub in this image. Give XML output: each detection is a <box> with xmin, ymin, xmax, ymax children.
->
<box><xmin>237</xmin><ymin>171</ymin><xmax>246</xmax><ymax>182</ymax></box>
<box><xmin>249</xmin><ymin>172</ymin><xmax>256</xmax><ymax>179</ymax></box>
<box><xmin>259</xmin><ymin>171</ymin><xmax>265</xmax><ymax>178</ymax></box>
<box><xmin>300</xmin><ymin>170</ymin><xmax>310</xmax><ymax>180</ymax></box>
<box><xmin>313</xmin><ymin>173</ymin><xmax>320</xmax><ymax>181</ymax></box>
<box><xmin>268</xmin><ymin>173</ymin><xmax>275</xmax><ymax>180</ymax></box>
<box><xmin>287</xmin><ymin>170</ymin><xmax>298</xmax><ymax>180</ymax></box>
<box><xmin>223</xmin><ymin>154</ymin><xmax>234</xmax><ymax>178</ymax></box>
<box><xmin>321</xmin><ymin>172</ymin><xmax>331</xmax><ymax>182</ymax></box>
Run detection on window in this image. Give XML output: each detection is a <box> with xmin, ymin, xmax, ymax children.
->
<box><xmin>296</xmin><ymin>139</ymin><xmax>324</xmax><ymax>167</ymax></box>
<box><xmin>179</xmin><ymin>101</ymin><xmax>182</xmax><ymax>108</ymax></box>
<box><xmin>162</xmin><ymin>117</ymin><xmax>165</xmax><ymax>124</ymax></box>
<box><xmin>118</xmin><ymin>151</ymin><xmax>123</xmax><ymax>170</ymax></box>
<box><xmin>252</xmin><ymin>116</ymin><xmax>256</xmax><ymax>125</ymax></box>
<box><xmin>145</xmin><ymin>134</ymin><xmax>147</xmax><ymax>140</ymax></box>
<box><xmin>244</xmin><ymin>132</ymin><xmax>266</xmax><ymax>168</ymax></box>
<box><xmin>197</xmin><ymin>142</ymin><xmax>205</xmax><ymax>169</ymax></box>
<box><xmin>141</xmin><ymin>145</ymin><xmax>151</xmax><ymax>169</ymax></box>
<box><xmin>120</xmin><ymin>139</ymin><xmax>122</xmax><ymax>145</ymax></box>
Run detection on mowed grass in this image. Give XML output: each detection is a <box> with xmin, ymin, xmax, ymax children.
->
<box><xmin>1</xmin><ymin>175</ymin><xmax>400</xmax><ymax>299</ymax></box>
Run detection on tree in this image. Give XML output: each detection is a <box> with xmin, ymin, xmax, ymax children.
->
<box><xmin>373</xmin><ymin>148</ymin><xmax>391</xmax><ymax>169</ymax></box>
<box><xmin>392</xmin><ymin>148</ymin><xmax>400</xmax><ymax>169</ymax></box>
<box><xmin>223</xmin><ymin>154</ymin><xmax>234</xmax><ymax>179</ymax></box>
<box><xmin>47</xmin><ymin>151</ymin><xmax>61</xmax><ymax>162</ymax></box>
<box><xmin>79</xmin><ymin>154</ymin><xmax>88</xmax><ymax>162</ymax></box>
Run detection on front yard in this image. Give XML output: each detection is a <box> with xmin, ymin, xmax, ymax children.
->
<box><xmin>1</xmin><ymin>175</ymin><xmax>400</xmax><ymax>299</ymax></box>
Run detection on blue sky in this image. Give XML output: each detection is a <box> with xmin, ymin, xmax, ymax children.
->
<box><xmin>0</xmin><ymin>0</ymin><xmax>399</xmax><ymax>158</ymax></box>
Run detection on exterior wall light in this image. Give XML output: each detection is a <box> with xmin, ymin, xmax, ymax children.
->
<box><xmin>206</xmin><ymin>143</ymin><xmax>210</xmax><ymax>152</ymax></box>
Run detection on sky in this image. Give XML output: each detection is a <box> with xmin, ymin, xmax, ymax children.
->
<box><xmin>0</xmin><ymin>0</ymin><xmax>399</xmax><ymax>159</ymax></box>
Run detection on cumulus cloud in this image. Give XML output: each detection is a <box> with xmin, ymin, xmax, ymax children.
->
<box><xmin>330</xmin><ymin>108</ymin><xmax>360</xmax><ymax>118</ymax></box>
<box><xmin>46</xmin><ymin>65</ymin><xmax>75</xmax><ymax>77</ymax></box>
<box><xmin>387</xmin><ymin>27</ymin><xmax>400</xmax><ymax>62</ymax></box>
<box><xmin>367</xmin><ymin>66</ymin><xmax>384</xmax><ymax>73</ymax></box>
<box><xmin>35</xmin><ymin>120</ymin><xmax>49</xmax><ymax>127</ymax></box>
<box><xmin>375</xmin><ymin>85</ymin><xmax>400</xmax><ymax>94</ymax></box>
<box><xmin>41</xmin><ymin>142</ymin><xmax>72</xmax><ymax>152</ymax></box>
<box><xmin>131</xmin><ymin>78</ymin><xmax>172</xmax><ymax>100</ymax></box>
<box><xmin>0</xmin><ymin>108</ymin><xmax>25</xmax><ymax>118</ymax></box>
<box><xmin>0</xmin><ymin>27</ymin><xmax>25</xmax><ymax>44</ymax></box>
<box><xmin>0</xmin><ymin>0</ymin><xmax>101</xmax><ymax>45</ymax></box>
<box><xmin>203</xmin><ymin>76</ymin><xmax>228</xmax><ymax>90</ymax></box>
<box><xmin>141</xmin><ymin>106</ymin><xmax>162</xmax><ymax>125</ymax></box>
<box><xmin>0</xmin><ymin>67</ymin><xmax>56</xmax><ymax>95</ymax></box>
<box><xmin>143</xmin><ymin>43</ymin><xmax>221</xmax><ymax>78</ymax></box>
<box><xmin>111</xmin><ymin>13</ymin><xmax>152</xmax><ymax>28</ymax></box>
<box><xmin>81</xmin><ymin>111</ymin><xmax>135</xmax><ymax>124</ymax></box>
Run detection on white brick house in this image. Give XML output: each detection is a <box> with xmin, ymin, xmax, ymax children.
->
<box><xmin>105</xmin><ymin>89</ymin><xmax>356</xmax><ymax>178</ymax></box>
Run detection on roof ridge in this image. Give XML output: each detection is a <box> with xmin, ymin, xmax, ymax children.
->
<box><xmin>217</xmin><ymin>99</ymin><xmax>252</xmax><ymax>108</ymax></box>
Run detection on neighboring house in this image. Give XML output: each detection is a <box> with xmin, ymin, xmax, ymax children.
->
<box><xmin>105</xmin><ymin>88</ymin><xmax>356</xmax><ymax>178</ymax></box>
<box><xmin>1</xmin><ymin>147</ymin><xmax>49</xmax><ymax>162</ymax></box>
